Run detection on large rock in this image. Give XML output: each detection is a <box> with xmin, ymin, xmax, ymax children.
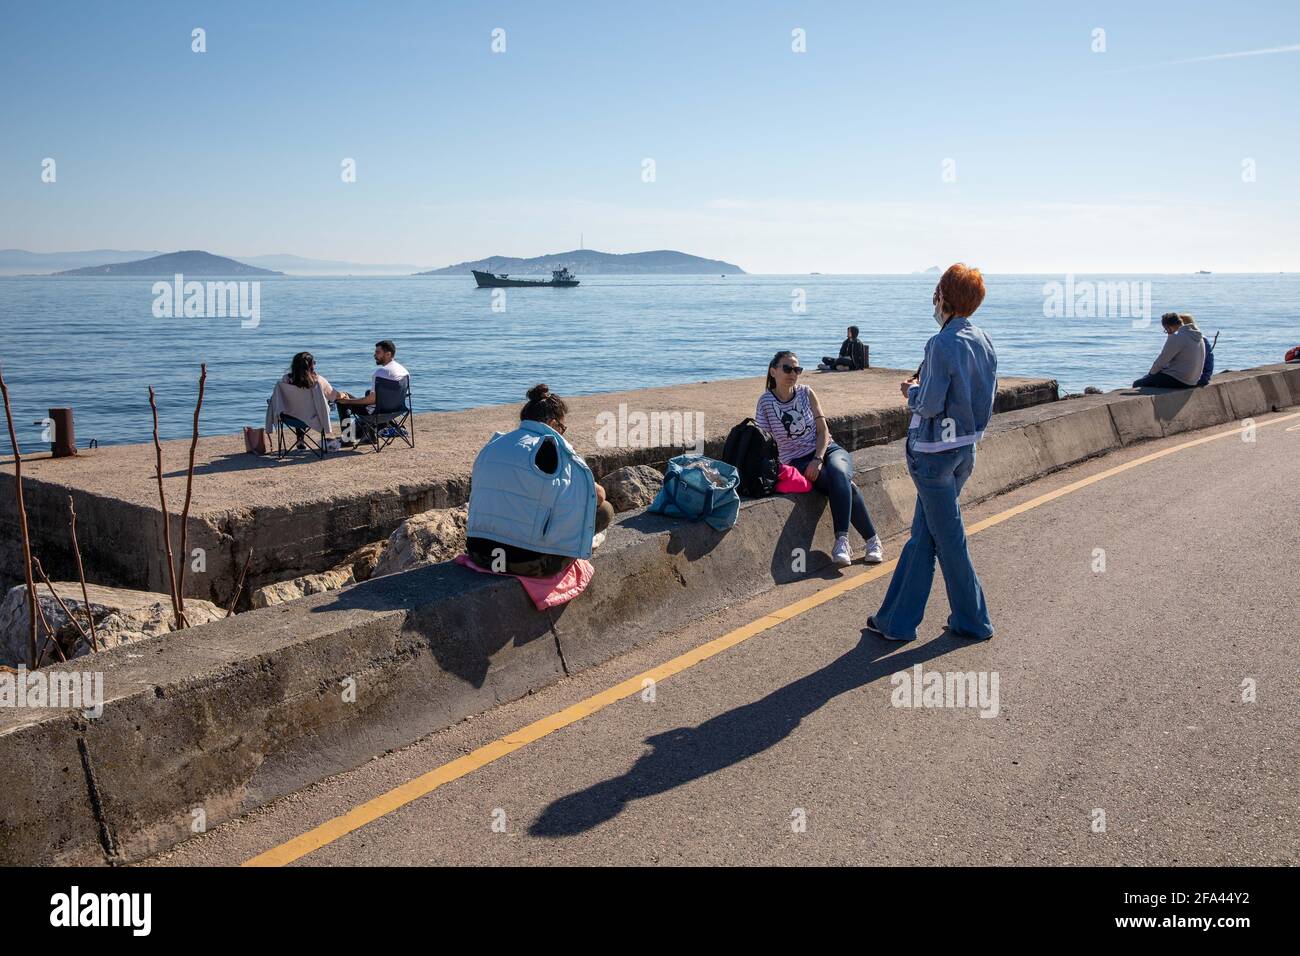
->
<box><xmin>250</xmin><ymin>541</ymin><xmax>389</xmax><ymax>609</ymax></box>
<box><xmin>252</xmin><ymin>566</ymin><xmax>356</xmax><ymax>609</ymax></box>
<box><xmin>0</xmin><ymin>582</ymin><xmax>227</xmax><ymax>668</ymax></box>
<box><xmin>373</xmin><ymin>505</ymin><xmax>468</xmax><ymax>578</ymax></box>
<box><xmin>340</xmin><ymin>540</ymin><xmax>387</xmax><ymax>582</ymax></box>
<box><xmin>599</xmin><ymin>464</ymin><xmax>663</xmax><ymax>512</ymax></box>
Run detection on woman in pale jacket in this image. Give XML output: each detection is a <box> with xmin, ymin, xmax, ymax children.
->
<box><xmin>266</xmin><ymin>351</ymin><xmax>342</xmax><ymax>450</ymax></box>
<box><xmin>466</xmin><ymin>384</ymin><xmax>614</xmax><ymax>577</ymax></box>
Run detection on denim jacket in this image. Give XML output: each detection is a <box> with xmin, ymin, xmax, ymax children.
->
<box><xmin>907</xmin><ymin>317</ymin><xmax>998</xmax><ymax>453</ymax></box>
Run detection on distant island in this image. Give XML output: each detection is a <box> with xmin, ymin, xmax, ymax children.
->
<box><xmin>0</xmin><ymin>248</ymin><xmax>163</xmax><ymax>276</ymax></box>
<box><xmin>417</xmin><ymin>248</ymin><xmax>746</xmax><ymax>276</ymax></box>
<box><xmin>8</xmin><ymin>247</ymin><xmax>743</xmax><ymax>277</ymax></box>
<box><xmin>53</xmin><ymin>250</ymin><xmax>282</xmax><ymax>277</ymax></box>
<box><xmin>3</xmin><ymin>249</ymin><xmax>430</xmax><ymax>276</ymax></box>
<box><xmin>236</xmin><ymin>253</ymin><xmax>432</xmax><ymax>276</ymax></box>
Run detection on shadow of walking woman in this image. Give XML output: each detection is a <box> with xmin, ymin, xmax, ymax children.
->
<box><xmin>529</xmin><ymin>629</ymin><xmax>966</xmax><ymax>838</ymax></box>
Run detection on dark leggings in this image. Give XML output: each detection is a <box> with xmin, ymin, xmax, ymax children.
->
<box><xmin>468</xmin><ymin>500</ymin><xmax>614</xmax><ymax>578</ymax></box>
<box><xmin>1132</xmin><ymin>371</ymin><xmax>1193</xmax><ymax>389</ymax></box>
<box><xmin>790</xmin><ymin>442</ymin><xmax>877</xmax><ymax>540</ymax></box>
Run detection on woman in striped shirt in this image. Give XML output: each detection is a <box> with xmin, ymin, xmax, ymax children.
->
<box><xmin>756</xmin><ymin>351</ymin><xmax>883</xmax><ymax>566</ymax></box>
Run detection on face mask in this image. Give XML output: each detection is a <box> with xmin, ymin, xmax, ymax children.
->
<box><xmin>934</xmin><ymin>302</ymin><xmax>945</xmax><ymax>327</ymax></box>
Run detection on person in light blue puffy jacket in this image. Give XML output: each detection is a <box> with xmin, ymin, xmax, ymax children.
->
<box><xmin>868</xmin><ymin>263</ymin><xmax>998</xmax><ymax>643</ymax></box>
<box><xmin>466</xmin><ymin>384</ymin><xmax>615</xmax><ymax>577</ymax></box>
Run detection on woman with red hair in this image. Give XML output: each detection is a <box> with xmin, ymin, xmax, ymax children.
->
<box><xmin>868</xmin><ymin>263</ymin><xmax>998</xmax><ymax>642</ymax></box>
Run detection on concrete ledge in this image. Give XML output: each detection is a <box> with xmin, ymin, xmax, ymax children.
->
<box><xmin>0</xmin><ymin>714</ymin><xmax>106</xmax><ymax>866</ymax></box>
<box><xmin>1</xmin><ymin>364</ymin><xmax>1291</xmax><ymax>865</ymax></box>
<box><xmin>0</xmin><ymin>371</ymin><xmax>1058</xmax><ymax>607</ymax></box>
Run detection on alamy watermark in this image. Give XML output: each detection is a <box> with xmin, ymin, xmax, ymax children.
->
<box><xmin>595</xmin><ymin>402</ymin><xmax>705</xmax><ymax>453</ymax></box>
<box><xmin>152</xmin><ymin>273</ymin><xmax>260</xmax><ymax>328</ymax></box>
<box><xmin>50</xmin><ymin>886</ymin><xmax>150</xmax><ymax>935</ymax></box>
<box><xmin>890</xmin><ymin>664</ymin><xmax>1000</xmax><ymax>718</ymax></box>
<box><xmin>1</xmin><ymin>666</ymin><xmax>104</xmax><ymax>718</ymax></box>
<box><xmin>1042</xmin><ymin>274</ymin><xmax>1151</xmax><ymax>328</ymax></box>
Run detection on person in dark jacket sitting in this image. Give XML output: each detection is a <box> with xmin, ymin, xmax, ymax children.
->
<box><xmin>1178</xmin><ymin>313</ymin><xmax>1216</xmax><ymax>386</ymax></box>
<box><xmin>820</xmin><ymin>326</ymin><xmax>869</xmax><ymax>371</ymax></box>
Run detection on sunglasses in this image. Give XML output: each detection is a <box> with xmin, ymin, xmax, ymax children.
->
<box><xmin>780</xmin><ymin>364</ymin><xmax>803</xmax><ymax>375</ymax></box>
<box><xmin>551</xmin><ymin>419</ymin><xmax>567</xmax><ymax>434</ymax></box>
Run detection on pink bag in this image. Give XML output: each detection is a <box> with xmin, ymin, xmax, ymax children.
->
<box><xmin>775</xmin><ymin>463</ymin><xmax>814</xmax><ymax>493</ymax></box>
<box><xmin>454</xmin><ymin>554</ymin><xmax>594</xmax><ymax>610</ymax></box>
<box><xmin>243</xmin><ymin>426</ymin><xmax>271</xmax><ymax>456</ymax></box>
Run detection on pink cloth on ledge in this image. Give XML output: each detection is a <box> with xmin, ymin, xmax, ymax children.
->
<box><xmin>775</xmin><ymin>463</ymin><xmax>814</xmax><ymax>493</ymax></box>
<box><xmin>453</xmin><ymin>553</ymin><xmax>594</xmax><ymax>610</ymax></box>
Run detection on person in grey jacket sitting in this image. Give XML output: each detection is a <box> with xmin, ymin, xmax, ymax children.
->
<box><xmin>868</xmin><ymin>263</ymin><xmax>997</xmax><ymax>643</ymax></box>
<box><xmin>1132</xmin><ymin>313</ymin><xmax>1205</xmax><ymax>389</ymax></box>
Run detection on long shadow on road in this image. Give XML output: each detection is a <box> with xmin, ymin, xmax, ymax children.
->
<box><xmin>529</xmin><ymin>629</ymin><xmax>966</xmax><ymax>837</ymax></box>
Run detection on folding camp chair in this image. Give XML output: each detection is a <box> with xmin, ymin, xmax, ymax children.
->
<box><xmin>276</xmin><ymin>412</ymin><xmax>328</xmax><ymax>460</ymax></box>
<box><xmin>271</xmin><ymin>380</ymin><xmax>332</xmax><ymax>460</ymax></box>
<box><xmin>353</xmin><ymin>375</ymin><xmax>414</xmax><ymax>453</ymax></box>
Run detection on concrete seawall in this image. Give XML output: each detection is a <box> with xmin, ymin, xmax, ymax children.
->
<box><xmin>2</xmin><ymin>363</ymin><xmax>1294</xmax><ymax>866</ymax></box>
<box><xmin>0</xmin><ymin>369</ymin><xmax>1056</xmax><ymax>607</ymax></box>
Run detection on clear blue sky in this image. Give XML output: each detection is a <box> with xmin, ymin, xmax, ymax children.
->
<box><xmin>2</xmin><ymin>0</ymin><xmax>1298</xmax><ymax>272</ymax></box>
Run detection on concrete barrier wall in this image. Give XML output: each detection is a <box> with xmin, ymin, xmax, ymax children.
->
<box><xmin>2</xmin><ymin>364</ymin><xmax>1296</xmax><ymax>865</ymax></box>
<box><xmin>0</xmin><ymin>377</ymin><xmax>1058</xmax><ymax>608</ymax></box>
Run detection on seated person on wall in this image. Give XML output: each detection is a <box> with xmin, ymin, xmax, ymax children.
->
<box><xmin>818</xmin><ymin>325</ymin><xmax>869</xmax><ymax>371</ymax></box>
<box><xmin>266</xmin><ymin>351</ymin><xmax>342</xmax><ymax>451</ymax></box>
<box><xmin>1132</xmin><ymin>312</ymin><xmax>1204</xmax><ymax>390</ymax></box>
<box><xmin>466</xmin><ymin>384</ymin><xmax>616</xmax><ymax>578</ymax></box>
<box><xmin>1177</xmin><ymin>313</ymin><xmax>1216</xmax><ymax>386</ymax></box>
<box><xmin>334</xmin><ymin>339</ymin><xmax>411</xmax><ymax>440</ymax></box>
<box><xmin>756</xmin><ymin>351</ymin><xmax>883</xmax><ymax>567</ymax></box>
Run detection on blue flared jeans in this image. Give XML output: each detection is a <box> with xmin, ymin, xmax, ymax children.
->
<box><xmin>872</xmin><ymin>438</ymin><xmax>993</xmax><ymax>641</ymax></box>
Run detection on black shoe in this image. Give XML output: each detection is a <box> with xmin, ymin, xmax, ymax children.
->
<box><xmin>866</xmin><ymin>615</ymin><xmax>914</xmax><ymax>642</ymax></box>
<box><xmin>948</xmin><ymin>624</ymin><xmax>994</xmax><ymax>641</ymax></box>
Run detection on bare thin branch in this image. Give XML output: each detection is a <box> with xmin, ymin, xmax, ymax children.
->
<box><xmin>226</xmin><ymin>546</ymin><xmax>254</xmax><ymax>616</ymax></box>
<box><xmin>175</xmin><ymin>364</ymin><xmax>205</xmax><ymax>628</ymax></box>
<box><xmin>32</xmin><ymin>557</ymin><xmax>94</xmax><ymax>654</ymax></box>
<box><xmin>0</xmin><ymin>364</ymin><xmax>39</xmax><ymax>668</ymax></box>
<box><xmin>33</xmin><ymin>591</ymin><xmax>68</xmax><ymax>666</ymax></box>
<box><xmin>149</xmin><ymin>385</ymin><xmax>183</xmax><ymax>628</ymax></box>
<box><xmin>67</xmin><ymin>495</ymin><xmax>99</xmax><ymax>651</ymax></box>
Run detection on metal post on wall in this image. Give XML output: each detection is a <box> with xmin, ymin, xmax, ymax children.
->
<box><xmin>49</xmin><ymin>407</ymin><xmax>76</xmax><ymax>457</ymax></box>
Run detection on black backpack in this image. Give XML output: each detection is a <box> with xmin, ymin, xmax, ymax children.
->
<box><xmin>721</xmin><ymin>418</ymin><xmax>781</xmax><ymax>498</ymax></box>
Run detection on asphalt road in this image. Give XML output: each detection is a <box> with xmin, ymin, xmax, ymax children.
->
<box><xmin>146</xmin><ymin>414</ymin><xmax>1300</xmax><ymax>866</ymax></box>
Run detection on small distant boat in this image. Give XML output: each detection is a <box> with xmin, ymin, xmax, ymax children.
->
<box><xmin>472</xmin><ymin>267</ymin><xmax>579</xmax><ymax>288</ymax></box>
<box><xmin>1196</xmin><ymin>270</ymin><xmax>1212</xmax><ymax>274</ymax></box>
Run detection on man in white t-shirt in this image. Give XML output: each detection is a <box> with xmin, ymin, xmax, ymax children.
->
<box><xmin>335</xmin><ymin>340</ymin><xmax>410</xmax><ymax>439</ymax></box>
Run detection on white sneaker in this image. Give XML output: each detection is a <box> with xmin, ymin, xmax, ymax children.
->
<box><xmin>864</xmin><ymin>535</ymin><xmax>884</xmax><ymax>564</ymax></box>
<box><xmin>832</xmin><ymin>534</ymin><xmax>852</xmax><ymax>567</ymax></box>
<box><xmin>591</xmin><ymin>531</ymin><xmax>606</xmax><ymax>550</ymax></box>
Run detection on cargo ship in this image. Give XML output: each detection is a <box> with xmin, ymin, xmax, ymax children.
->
<box><xmin>472</xmin><ymin>267</ymin><xmax>579</xmax><ymax>288</ymax></box>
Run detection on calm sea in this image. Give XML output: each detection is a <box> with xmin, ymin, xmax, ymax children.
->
<box><xmin>1</xmin><ymin>273</ymin><xmax>1296</xmax><ymax>448</ymax></box>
